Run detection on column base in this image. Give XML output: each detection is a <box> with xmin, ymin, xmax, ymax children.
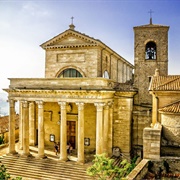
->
<box><xmin>38</xmin><ymin>154</ymin><xmax>47</xmax><ymax>159</ymax></box>
<box><xmin>77</xmin><ymin>160</ymin><xmax>84</xmax><ymax>165</ymax></box>
<box><xmin>7</xmin><ymin>151</ymin><xmax>18</xmax><ymax>156</ymax></box>
<box><xmin>21</xmin><ymin>152</ymin><xmax>32</xmax><ymax>157</ymax></box>
<box><xmin>59</xmin><ymin>157</ymin><xmax>68</xmax><ymax>162</ymax></box>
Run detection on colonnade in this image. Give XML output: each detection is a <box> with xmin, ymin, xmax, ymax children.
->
<box><xmin>8</xmin><ymin>99</ymin><xmax>113</xmax><ymax>164</ymax></box>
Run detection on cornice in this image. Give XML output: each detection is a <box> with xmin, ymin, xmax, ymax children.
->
<box><xmin>44</xmin><ymin>43</ymin><xmax>98</xmax><ymax>49</ymax></box>
<box><xmin>114</xmin><ymin>91</ymin><xmax>137</xmax><ymax>98</ymax></box>
<box><xmin>6</xmin><ymin>89</ymin><xmax>115</xmax><ymax>100</ymax></box>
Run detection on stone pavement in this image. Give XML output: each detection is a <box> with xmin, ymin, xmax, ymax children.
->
<box><xmin>0</xmin><ymin>143</ymin><xmax>94</xmax><ymax>163</ymax></box>
<box><xmin>0</xmin><ymin>143</ymin><xmax>61</xmax><ymax>160</ymax></box>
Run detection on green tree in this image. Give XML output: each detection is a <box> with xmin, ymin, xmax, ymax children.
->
<box><xmin>0</xmin><ymin>164</ymin><xmax>11</xmax><ymax>179</ymax></box>
<box><xmin>86</xmin><ymin>153</ymin><xmax>138</xmax><ymax>180</ymax></box>
<box><xmin>86</xmin><ymin>153</ymin><xmax>116</xmax><ymax>180</ymax></box>
<box><xmin>0</xmin><ymin>164</ymin><xmax>22</xmax><ymax>180</ymax></box>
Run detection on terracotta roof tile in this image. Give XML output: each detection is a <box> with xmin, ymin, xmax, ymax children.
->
<box><xmin>0</xmin><ymin>114</ymin><xmax>19</xmax><ymax>133</ymax></box>
<box><xmin>159</xmin><ymin>101</ymin><xmax>180</xmax><ymax>114</ymax></box>
<box><xmin>149</xmin><ymin>75</ymin><xmax>180</xmax><ymax>91</ymax></box>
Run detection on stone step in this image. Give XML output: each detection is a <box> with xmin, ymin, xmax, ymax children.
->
<box><xmin>1</xmin><ymin>155</ymin><xmax>89</xmax><ymax>171</ymax></box>
<box><xmin>1</xmin><ymin>161</ymin><xmax>91</xmax><ymax>180</ymax></box>
<box><xmin>0</xmin><ymin>155</ymin><xmax>93</xmax><ymax>180</ymax></box>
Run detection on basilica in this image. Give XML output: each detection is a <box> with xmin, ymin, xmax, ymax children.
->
<box><xmin>3</xmin><ymin>18</ymin><xmax>180</xmax><ymax>163</ymax></box>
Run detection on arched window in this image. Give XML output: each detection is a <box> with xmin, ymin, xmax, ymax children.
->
<box><xmin>103</xmin><ymin>70</ymin><xmax>110</xmax><ymax>79</ymax></box>
<box><xmin>58</xmin><ymin>68</ymin><xmax>83</xmax><ymax>78</ymax></box>
<box><xmin>145</xmin><ymin>41</ymin><xmax>156</xmax><ymax>60</ymax></box>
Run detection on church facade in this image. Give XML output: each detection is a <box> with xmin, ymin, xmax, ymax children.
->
<box><xmin>4</xmin><ymin>19</ymin><xmax>179</xmax><ymax>163</ymax></box>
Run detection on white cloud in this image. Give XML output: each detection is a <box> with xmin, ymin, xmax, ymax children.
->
<box><xmin>21</xmin><ymin>1</ymin><xmax>50</xmax><ymax>17</ymax></box>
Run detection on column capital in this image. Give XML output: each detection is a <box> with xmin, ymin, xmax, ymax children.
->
<box><xmin>58</xmin><ymin>102</ymin><xmax>67</xmax><ymax>109</ymax></box>
<box><xmin>36</xmin><ymin>100</ymin><xmax>44</xmax><ymax>108</ymax></box>
<box><xmin>76</xmin><ymin>102</ymin><xmax>85</xmax><ymax>110</ymax></box>
<box><xmin>108</xmin><ymin>101</ymin><xmax>114</xmax><ymax>107</ymax></box>
<box><xmin>22</xmin><ymin>100</ymin><xmax>29</xmax><ymax>108</ymax></box>
<box><xmin>94</xmin><ymin>102</ymin><xmax>105</xmax><ymax>111</ymax></box>
<box><xmin>9</xmin><ymin>99</ymin><xmax>16</xmax><ymax>108</ymax></box>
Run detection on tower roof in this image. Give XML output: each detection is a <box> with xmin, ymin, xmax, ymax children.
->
<box><xmin>133</xmin><ymin>23</ymin><xmax>169</xmax><ymax>29</ymax></box>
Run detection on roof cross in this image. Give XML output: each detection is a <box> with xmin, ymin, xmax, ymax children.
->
<box><xmin>71</xmin><ymin>16</ymin><xmax>74</xmax><ymax>24</ymax></box>
<box><xmin>148</xmin><ymin>9</ymin><xmax>154</xmax><ymax>24</ymax></box>
<box><xmin>69</xmin><ymin>16</ymin><xmax>75</xmax><ymax>30</ymax></box>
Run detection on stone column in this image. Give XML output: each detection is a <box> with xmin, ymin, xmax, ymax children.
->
<box><xmin>123</xmin><ymin>63</ymin><xmax>127</xmax><ymax>83</ymax></box>
<box><xmin>103</xmin><ymin>104</ymin><xmax>109</xmax><ymax>155</ymax></box>
<box><xmin>22</xmin><ymin>101</ymin><xmax>31</xmax><ymax>156</ymax></box>
<box><xmin>152</xmin><ymin>93</ymin><xmax>158</xmax><ymax>126</ymax></box>
<box><xmin>94</xmin><ymin>102</ymin><xmax>105</xmax><ymax>155</ymax></box>
<box><xmin>76</xmin><ymin>102</ymin><xmax>85</xmax><ymax>164</ymax></box>
<box><xmin>59</xmin><ymin>102</ymin><xmax>67</xmax><ymax>161</ymax></box>
<box><xmin>19</xmin><ymin>101</ymin><xmax>23</xmax><ymax>150</ymax></box>
<box><xmin>36</xmin><ymin>101</ymin><xmax>45</xmax><ymax>158</ymax></box>
<box><xmin>29</xmin><ymin>102</ymin><xmax>36</xmax><ymax>146</ymax></box>
<box><xmin>8</xmin><ymin>99</ymin><xmax>17</xmax><ymax>155</ymax></box>
<box><xmin>108</xmin><ymin>102</ymin><xmax>113</xmax><ymax>155</ymax></box>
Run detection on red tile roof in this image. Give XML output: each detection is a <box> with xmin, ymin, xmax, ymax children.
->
<box><xmin>159</xmin><ymin>101</ymin><xmax>180</xmax><ymax>114</ymax></box>
<box><xmin>0</xmin><ymin>114</ymin><xmax>19</xmax><ymax>133</ymax></box>
<box><xmin>149</xmin><ymin>75</ymin><xmax>180</xmax><ymax>91</ymax></box>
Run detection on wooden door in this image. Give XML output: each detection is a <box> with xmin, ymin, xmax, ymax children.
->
<box><xmin>67</xmin><ymin>121</ymin><xmax>76</xmax><ymax>149</ymax></box>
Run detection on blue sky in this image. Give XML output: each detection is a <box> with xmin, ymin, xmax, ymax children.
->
<box><xmin>0</xmin><ymin>0</ymin><xmax>180</xmax><ymax>94</ymax></box>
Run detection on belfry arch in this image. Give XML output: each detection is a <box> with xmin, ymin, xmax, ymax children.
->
<box><xmin>145</xmin><ymin>41</ymin><xmax>156</xmax><ymax>60</ymax></box>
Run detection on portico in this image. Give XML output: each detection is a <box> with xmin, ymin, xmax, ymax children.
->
<box><xmin>5</xmin><ymin>77</ymin><xmax>115</xmax><ymax>163</ymax></box>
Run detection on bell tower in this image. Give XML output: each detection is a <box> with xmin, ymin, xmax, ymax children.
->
<box><xmin>133</xmin><ymin>19</ymin><xmax>169</xmax><ymax>106</ymax></box>
<box><xmin>132</xmin><ymin>18</ymin><xmax>169</xmax><ymax>150</ymax></box>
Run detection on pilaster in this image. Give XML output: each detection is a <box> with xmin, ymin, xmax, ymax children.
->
<box><xmin>108</xmin><ymin>102</ymin><xmax>113</xmax><ymax>156</ymax></box>
<box><xmin>29</xmin><ymin>102</ymin><xmax>36</xmax><ymax>146</ymax></box>
<box><xmin>103</xmin><ymin>104</ymin><xmax>109</xmax><ymax>155</ymax></box>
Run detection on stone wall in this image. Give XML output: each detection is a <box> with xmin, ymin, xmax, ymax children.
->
<box><xmin>143</xmin><ymin>124</ymin><xmax>162</xmax><ymax>159</ymax></box>
<box><xmin>45</xmin><ymin>48</ymin><xmax>99</xmax><ymax>78</ymax></box>
<box><xmin>126</xmin><ymin>159</ymin><xmax>149</xmax><ymax>180</ymax></box>
<box><xmin>113</xmin><ymin>92</ymin><xmax>135</xmax><ymax>157</ymax></box>
<box><xmin>133</xmin><ymin>111</ymin><xmax>152</xmax><ymax>146</ymax></box>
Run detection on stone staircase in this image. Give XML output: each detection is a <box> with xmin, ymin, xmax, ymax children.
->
<box><xmin>0</xmin><ymin>154</ymin><xmax>93</xmax><ymax>180</ymax></box>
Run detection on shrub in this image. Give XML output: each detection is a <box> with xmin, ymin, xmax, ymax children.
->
<box><xmin>86</xmin><ymin>153</ymin><xmax>138</xmax><ymax>180</ymax></box>
<box><xmin>0</xmin><ymin>164</ymin><xmax>22</xmax><ymax>180</ymax></box>
<box><xmin>86</xmin><ymin>153</ymin><xmax>116</xmax><ymax>180</ymax></box>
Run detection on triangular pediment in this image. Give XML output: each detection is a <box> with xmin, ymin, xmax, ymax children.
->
<box><xmin>40</xmin><ymin>29</ymin><xmax>100</xmax><ymax>49</ymax></box>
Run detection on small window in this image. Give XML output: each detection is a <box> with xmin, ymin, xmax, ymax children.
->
<box><xmin>58</xmin><ymin>68</ymin><xmax>83</xmax><ymax>78</ymax></box>
<box><xmin>145</xmin><ymin>41</ymin><xmax>156</xmax><ymax>60</ymax></box>
<box><xmin>103</xmin><ymin>70</ymin><xmax>109</xmax><ymax>79</ymax></box>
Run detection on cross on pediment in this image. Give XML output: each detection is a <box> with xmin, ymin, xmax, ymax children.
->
<box><xmin>71</xmin><ymin>16</ymin><xmax>74</xmax><ymax>24</ymax></box>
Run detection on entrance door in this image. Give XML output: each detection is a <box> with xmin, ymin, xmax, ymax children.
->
<box><xmin>67</xmin><ymin>121</ymin><xmax>76</xmax><ymax>149</ymax></box>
